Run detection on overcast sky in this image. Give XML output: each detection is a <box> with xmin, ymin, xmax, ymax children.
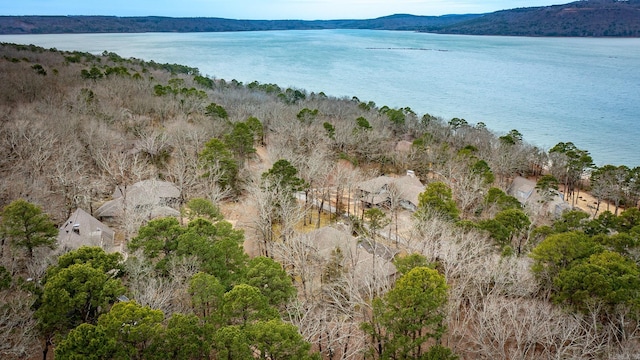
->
<box><xmin>5</xmin><ymin>0</ymin><xmax>566</xmax><ymax>19</ymax></box>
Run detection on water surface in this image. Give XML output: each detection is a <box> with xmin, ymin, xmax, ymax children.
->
<box><xmin>2</xmin><ymin>30</ymin><xmax>639</xmax><ymax>166</ymax></box>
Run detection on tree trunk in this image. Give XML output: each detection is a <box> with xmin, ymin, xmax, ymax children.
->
<box><xmin>395</xmin><ymin>211</ymin><xmax>399</xmax><ymax>248</ymax></box>
<box><xmin>42</xmin><ymin>338</ymin><xmax>52</xmax><ymax>360</ymax></box>
<box><xmin>317</xmin><ymin>204</ymin><xmax>323</xmax><ymax>229</ymax></box>
<box><xmin>303</xmin><ymin>190</ymin><xmax>309</xmax><ymax>226</ymax></box>
<box><xmin>347</xmin><ymin>186</ymin><xmax>351</xmax><ymax>216</ymax></box>
<box><xmin>263</xmin><ymin>231</ymin><xmax>270</xmax><ymax>258</ymax></box>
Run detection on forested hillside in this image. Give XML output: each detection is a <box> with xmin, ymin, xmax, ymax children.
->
<box><xmin>1</xmin><ymin>43</ymin><xmax>640</xmax><ymax>359</ymax></box>
<box><xmin>3</xmin><ymin>1</ymin><xmax>640</xmax><ymax>37</ymax></box>
<box><xmin>0</xmin><ymin>14</ymin><xmax>481</xmax><ymax>34</ymax></box>
<box><xmin>429</xmin><ymin>0</ymin><xmax>640</xmax><ymax>37</ymax></box>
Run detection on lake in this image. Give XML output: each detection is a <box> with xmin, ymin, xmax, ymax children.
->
<box><xmin>2</xmin><ymin>30</ymin><xmax>639</xmax><ymax>167</ymax></box>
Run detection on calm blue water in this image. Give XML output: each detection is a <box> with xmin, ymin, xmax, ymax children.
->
<box><xmin>2</xmin><ymin>30</ymin><xmax>639</xmax><ymax>167</ymax></box>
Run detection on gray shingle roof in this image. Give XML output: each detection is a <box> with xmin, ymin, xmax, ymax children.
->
<box><xmin>58</xmin><ymin>208</ymin><xmax>115</xmax><ymax>251</ymax></box>
<box><xmin>96</xmin><ymin>179</ymin><xmax>180</xmax><ymax>218</ymax></box>
<box><xmin>357</xmin><ymin>175</ymin><xmax>425</xmax><ymax>209</ymax></box>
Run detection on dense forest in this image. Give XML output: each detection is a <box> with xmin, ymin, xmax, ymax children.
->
<box><xmin>2</xmin><ymin>0</ymin><xmax>640</xmax><ymax>37</ymax></box>
<box><xmin>1</xmin><ymin>42</ymin><xmax>640</xmax><ymax>360</ymax></box>
<box><xmin>429</xmin><ymin>0</ymin><xmax>640</xmax><ymax>37</ymax></box>
<box><xmin>0</xmin><ymin>14</ymin><xmax>481</xmax><ymax>34</ymax></box>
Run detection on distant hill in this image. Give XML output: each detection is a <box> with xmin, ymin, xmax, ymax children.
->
<box><xmin>430</xmin><ymin>0</ymin><xmax>640</xmax><ymax>37</ymax></box>
<box><xmin>0</xmin><ymin>14</ymin><xmax>480</xmax><ymax>34</ymax></box>
<box><xmin>1</xmin><ymin>1</ymin><xmax>639</xmax><ymax>37</ymax></box>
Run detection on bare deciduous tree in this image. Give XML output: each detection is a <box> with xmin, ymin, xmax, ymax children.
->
<box><xmin>0</xmin><ymin>289</ymin><xmax>40</xmax><ymax>360</ymax></box>
<box><xmin>124</xmin><ymin>253</ymin><xmax>197</xmax><ymax>316</ymax></box>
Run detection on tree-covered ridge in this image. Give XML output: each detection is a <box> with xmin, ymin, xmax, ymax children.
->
<box><xmin>3</xmin><ymin>1</ymin><xmax>640</xmax><ymax>37</ymax></box>
<box><xmin>0</xmin><ymin>14</ymin><xmax>481</xmax><ymax>35</ymax></box>
<box><xmin>1</xmin><ymin>42</ymin><xmax>640</xmax><ymax>359</ymax></box>
<box><xmin>429</xmin><ymin>0</ymin><xmax>640</xmax><ymax>37</ymax></box>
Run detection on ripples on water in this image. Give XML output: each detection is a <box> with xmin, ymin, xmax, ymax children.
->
<box><xmin>2</xmin><ymin>30</ymin><xmax>639</xmax><ymax>166</ymax></box>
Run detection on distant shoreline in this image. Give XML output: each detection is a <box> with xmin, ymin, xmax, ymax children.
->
<box><xmin>2</xmin><ymin>1</ymin><xmax>640</xmax><ymax>38</ymax></box>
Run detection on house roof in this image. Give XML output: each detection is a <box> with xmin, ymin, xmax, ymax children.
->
<box><xmin>365</xmin><ymin>193</ymin><xmax>390</xmax><ymax>206</ymax></box>
<box><xmin>150</xmin><ymin>206</ymin><xmax>181</xmax><ymax>218</ymax></box>
<box><xmin>303</xmin><ymin>226</ymin><xmax>396</xmax><ymax>279</ymax></box>
<box><xmin>507</xmin><ymin>176</ymin><xmax>536</xmax><ymax>202</ymax></box>
<box><xmin>96</xmin><ymin>179</ymin><xmax>181</xmax><ymax>218</ymax></box>
<box><xmin>112</xmin><ymin>180</ymin><xmax>181</xmax><ymax>201</ymax></box>
<box><xmin>357</xmin><ymin>175</ymin><xmax>425</xmax><ymax>208</ymax></box>
<box><xmin>357</xmin><ymin>176</ymin><xmax>394</xmax><ymax>194</ymax></box>
<box><xmin>58</xmin><ymin>208</ymin><xmax>114</xmax><ymax>251</ymax></box>
<box><xmin>392</xmin><ymin>175</ymin><xmax>424</xmax><ymax>207</ymax></box>
<box><xmin>508</xmin><ymin>176</ymin><xmax>571</xmax><ymax>217</ymax></box>
<box><xmin>95</xmin><ymin>198</ymin><xmax>123</xmax><ymax>218</ymax></box>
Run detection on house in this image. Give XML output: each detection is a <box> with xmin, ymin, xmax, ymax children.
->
<box><xmin>357</xmin><ymin>172</ymin><xmax>425</xmax><ymax>212</ymax></box>
<box><xmin>95</xmin><ymin>179</ymin><xmax>181</xmax><ymax>220</ymax></box>
<box><xmin>290</xmin><ymin>226</ymin><xmax>397</xmax><ymax>293</ymax></box>
<box><xmin>357</xmin><ymin>175</ymin><xmax>394</xmax><ymax>208</ymax></box>
<box><xmin>508</xmin><ymin>176</ymin><xmax>536</xmax><ymax>204</ymax></box>
<box><xmin>391</xmin><ymin>174</ymin><xmax>425</xmax><ymax>212</ymax></box>
<box><xmin>58</xmin><ymin>208</ymin><xmax>115</xmax><ymax>252</ymax></box>
<box><xmin>507</xmin><ymin>176</ymin><xmax>571</xmax><ymax>217</ymax></box>
<box><xmin>110</xmin><ymin>179</ymin><xmax>181</xmax><ymax>205</ymax></box>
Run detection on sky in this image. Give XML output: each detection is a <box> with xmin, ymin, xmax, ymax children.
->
<box><xmin>5</xmin><ymin>0</ymin><xmax>567</xmax><ymax>20</ymax></box>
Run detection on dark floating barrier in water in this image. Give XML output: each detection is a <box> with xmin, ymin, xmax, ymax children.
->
<box><xmin>366</xmin><ymin>47</ymin><xmax>449</xmax><ymax>52</ymax></box>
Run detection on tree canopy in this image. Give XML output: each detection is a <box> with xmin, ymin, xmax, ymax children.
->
<box><xmin>416</xmin><ymin>182</ymin><xmax>459</xmax><ymax>221</ymax></box>
<box><xmin>262</xmin><ymin>159</ymin><xmax>307</xmax><ymax>194</ymax></box>
<box><xmin>363</xmin><ymin>266</ymin><xmax>450</xmax><ymax>359</ymax></box>
<box><xmin>553</xmin><ymin>251</ymin><xmax>640</xmax><ymax>313</ymax></box>
<box><xmin>199</xmin><ymin>138</ymin><xmax>239</xmax><ymax>191</ymax></box>
<box><xmin>130</xmin><ymin>217</ymin><xmax>247</xmax><ymax>286</ymax></box>
<box><xmin>36</xmin><ymin>263</ymin><xmax>126</xmax><ymax>335</ymax></box>
<box><xmin>243</xmin><ymin>256</ymin><xmax>296</xmax><ymax>308</ymax></box>
<box><xmin>0</xmin><ymin>199</ymin><xmax>57</xmax><ymax>258</ymax></box>
<box><xmin>530</xmin><ymin>231</ymin><xmax>601</xmax><ymax>288</ymax></box>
